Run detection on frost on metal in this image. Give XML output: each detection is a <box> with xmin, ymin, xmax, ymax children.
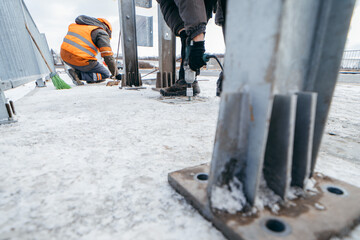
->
<box><xmin>210</xmin><ymin>176</ymin><xmax>286</xmax><ymax>215</ymax></box>
<box><xmin>254</xmin><ymin>177</ymin><xmax>283</xmax><ymax>214</ymax></box>
<box><xmin>210</xmin><ymin>178</ymin><xmax>246</xmax><ymax>214</ymax></box>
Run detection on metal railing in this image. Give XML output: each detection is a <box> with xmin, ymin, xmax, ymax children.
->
<box><xmin>0</xmin><ymin>0</ymin><xmax>53</xmax><ymax>124</ymax></box>
<box><xmin>340</xmin><ymin>50</ymin><xmax>360</xmax><ymax>71</ymax></box>
<box><xmin>0</xmin><ymin>0</ymin><xmax>54</xmax><ymax>91</ymax></box>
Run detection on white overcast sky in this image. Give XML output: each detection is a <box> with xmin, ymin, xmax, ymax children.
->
<box><xmin>24</xmin><ymin>0</ymin><xmax>360</xmax><ymax>57</ymax></box>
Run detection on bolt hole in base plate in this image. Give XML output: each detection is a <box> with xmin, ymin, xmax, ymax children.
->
<box><xmin>261</xmin><ymin>218</ymin><xmax>291</xmax><ymax>237</ymax></box>
<box><xmin>327</xmin><ymin>186</ymin><xmax>344</xmax><ymax>195</ymax></box>
<box><xmin>323</xmin><ymin>185</ymin><xmax>348</xmax><ymax>197</ymax></box>
<box><xmin>168</xmin><ymin>164</ymin><xmax>360</xmax><ymax>240</ymax></box>
<box><xmin>195</xmin><ymin>173</ymin><xmax>208</xmax><ymax>181</ymax></box>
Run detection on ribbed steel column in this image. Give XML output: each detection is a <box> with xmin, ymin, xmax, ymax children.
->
<box><xmin>156</xmin><ymin>5</ymin><xmax>176</xmax><ymax>89</ymax></box>
<box><xmin>118</xmin><ymin>0</ymin><xmax>142</xmax><ymax>87</ymax></box>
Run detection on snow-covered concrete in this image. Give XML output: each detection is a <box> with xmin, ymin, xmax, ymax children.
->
<box><xmin>0</xmin><ymin>73</ymin><xmax>359</xmax><ymax>239</ymax></box>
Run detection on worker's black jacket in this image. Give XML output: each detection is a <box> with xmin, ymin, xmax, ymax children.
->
<box><xmin>156</xmin><ymin>0</ymin><xmax>226</xmax><ymax>39</ymax></box>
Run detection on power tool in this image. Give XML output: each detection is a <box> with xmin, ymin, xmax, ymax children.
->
<box><xmin>184</xmin><ymin>41</ymin><xmax>224</xmax><ymax>101</ymax></box>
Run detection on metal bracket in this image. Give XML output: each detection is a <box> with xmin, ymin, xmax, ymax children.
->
<box><xmin>0</xmin><ymin>80</ymin><xmax>12</xmax><ymax>91</ymax></box>
<box><xmin>0</xmin><ymin>88</ymin><xmax>17</xmax><ymax>125</ymax></box>
<box><xmin>136</xmin><ymin>15</ymin><xmax>153</xmax><ymax>47</ymax></box>
<box><xmin>35</xmin><ymin>77</ymin><xmax>46</xmax><ymax>87</ymax></box>
<box><xmin>169</xmin><ymin>164</ymin><xmax>360</xmax><ymax>240</ymax></box>
<box><xmin>135</xmin><ymin>0</ymin><xmax>152</xmax><ymax>8</ymax></box>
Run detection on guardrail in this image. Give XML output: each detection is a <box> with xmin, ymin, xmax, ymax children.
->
<box><xmin>0</xmin><ymin>0</ymin><xmax>54</xmax><ymax>124</ymax></box>
<box><xmin>0</xmin><ymin>0</ymin><xmax>54</xmax><ymax>90</ymax></box>
<box><xmin>340</xmin><ymin>50</ymin><xmax>360</xmax><ymax>71</ymax></box>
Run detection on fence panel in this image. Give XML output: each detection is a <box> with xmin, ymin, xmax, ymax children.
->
<box><xmin>341</xmin><ymin>50</ymin><xmax>360</xmax><ymax>71</ymax></box>
<box><xmin>0</xmin><ymin>0</ymin><xmax>53</xmax><ymax>90</ymax></box>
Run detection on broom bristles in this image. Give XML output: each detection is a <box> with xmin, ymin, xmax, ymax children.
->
<box><xmin>50</xmin><ymin>72</ymin><xmax>71</xmax><ymax>90</ymax></box>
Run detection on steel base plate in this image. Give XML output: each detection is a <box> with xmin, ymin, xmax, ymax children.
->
<box><xmin>168</xmin><ymin>163</ymin><xmax>360</xmax><ymax>240</ymax></box>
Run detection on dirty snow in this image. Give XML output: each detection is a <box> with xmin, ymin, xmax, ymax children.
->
<box><xmin>0</xmin><ymin>72</ymin><xmax>359</xmax><ymax>239</ymax></box>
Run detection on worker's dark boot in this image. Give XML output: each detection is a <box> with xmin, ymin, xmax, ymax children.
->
<box><xmin>68</xmin><ymin>68</ymin><xmax>84</xmax><ymax>85</ymax></box>
<box><xmin>160</xmin><ymin>31</ymin><xmax>201</xmax><ymax>97</ymax></box>
<box><xmin>160</xmin><ymin>79</ymin><xmax>200</xmax><ymax>96</ymax></box>
<box><xmin>216</xmin><ymin>71</ymin><xmax>223</xmax><ymax>97</ymax></box>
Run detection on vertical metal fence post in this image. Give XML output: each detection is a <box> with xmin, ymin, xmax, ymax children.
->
<box><xmin>156</xmin><ymin>5</ymin><xmax>176</xmax><ymax>89</ymax></box>
<box><xmin>118</xmin><ymin>0</ymin><xmax>142</xmax><ymax>87</ymax></box>
<box><xmin>168</xmin><ymin>0</ymin><xmax>359</xmax><ymax>238</ymax></box>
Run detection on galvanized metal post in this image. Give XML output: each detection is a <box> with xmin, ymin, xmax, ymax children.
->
<box><xmin>208</xmin><ymin>0</ymin><xmax>356</xmax><ymax>206</ymax></box>
<box><xmin>168</xmin><ymin>0</ymin><xmax>358</xmax><ymax>239</ymax></box>
<box><xmin>118</xmin><ymin>0</ymin><xmax>142</xmax><ymax>87</ymax></box>
<box><xmin>156</xmin><ymin>5</ymin><xmax>176</xmax><ymax>89</ymax></box>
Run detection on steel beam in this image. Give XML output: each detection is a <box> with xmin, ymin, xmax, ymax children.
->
<box><xmin>118</xmin><ymin>0</ymin><xmax>142</xmax><ymax>87</ymax></box>
<box><xmin>156</xmin><ymin>5</ymin><xmax>176</xmax><ymax>88</ymax></box>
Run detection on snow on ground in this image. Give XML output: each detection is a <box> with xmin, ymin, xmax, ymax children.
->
<box><xmin>0</xmin><ymin>72</ymin><xmax>359</xmax><ymax>239</ymax></box>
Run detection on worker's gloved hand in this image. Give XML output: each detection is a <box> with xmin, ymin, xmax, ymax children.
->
<box><xmin>115</xmin><ymin>74</ymin><xmax>122</xmax><ymax>80</ymax></box>
<box><xmin>189</xmin><ymin>41</ymin><xmax>206</xmax><ymax>71</ymax></box>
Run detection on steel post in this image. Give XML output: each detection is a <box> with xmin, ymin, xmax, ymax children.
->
<box><xmin>168</xmin><ymin>0</ymin><xmax>358</xmax><ymax>238</ymax></box>
<box><xmin>208</xmin><ymin>0</ymin><xmax>355</xmax><ymax>205</ymax></box>
<box><xmin>156</xmin><ymin>5</ymin><xmax>176</xmax><ymax>89</ymax></box>
<box><xmin>118</xmin><ymin>0</ymin><xmax>142</xmax><ymax>87</ymax></box>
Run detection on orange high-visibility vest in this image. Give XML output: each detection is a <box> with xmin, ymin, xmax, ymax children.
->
<box><xmin>60</xmin><ymin>24</ymin><xmax>100</xmax><ymax>66</ymax></box>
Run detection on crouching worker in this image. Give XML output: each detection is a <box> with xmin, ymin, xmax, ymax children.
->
<box><xmin>60</xmin><ymin>15</ymin><xmax>122</xmax><ymax>85</ymax></box>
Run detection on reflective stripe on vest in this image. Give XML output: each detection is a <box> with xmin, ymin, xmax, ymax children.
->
<box><xmin>61</xmin><ymin>24</ymin><xmax>100</xmax><ymax>63</ymax></box>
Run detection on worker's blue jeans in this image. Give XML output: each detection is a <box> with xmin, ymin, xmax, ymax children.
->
<box><xmin>68</xmin><ymin>61</ymin><xmax>111</xmax><ymax>83</ymax></box>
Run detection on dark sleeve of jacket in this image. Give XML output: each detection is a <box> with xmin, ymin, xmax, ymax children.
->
<box><xmin>91</xmin><ymin>29</ymin><xmax>118</xmax><ymax>76</ymax></box>
<box><xmin>156</xmin><ymin>0</ymin><xmax>184</xmax><ymax>36</ymax></box>
<box><xmin>157</xmin><ymin>0</ymin><xmax>217</xmax><ymax>39</ymax></box>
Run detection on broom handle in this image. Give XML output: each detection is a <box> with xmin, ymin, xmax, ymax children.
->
<box><xmin>25</xmin><ymin>24</ymin><xmax>53</xmax><ymax>72</ymax></box>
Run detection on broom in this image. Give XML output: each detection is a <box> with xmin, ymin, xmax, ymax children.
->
<box><xmin>25</xmin><ymin>24</ymin><xmax>71</xmax><ymax>89</ymax></box>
